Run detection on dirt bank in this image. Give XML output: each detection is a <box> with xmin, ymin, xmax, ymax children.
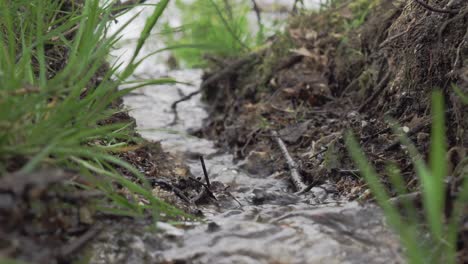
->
<box><xmin>203</xmin><ymin>0</ymin><xmax>468</xmax><ymax>201</ymax></box>
<box><xmin>200</xmin><ymin>0</ymin><xmax>467</xmax><ymax>260</ymax></box>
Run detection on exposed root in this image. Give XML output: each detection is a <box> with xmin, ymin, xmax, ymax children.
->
<box><xmin>413</xmin><ymin>0</ymin><xmax>460</xmax><ymax>14</ymax></box>
<box><xmin>170</xmin><ymin>53</ymin><xmax>259</xmax><ymax>125</ymax></box>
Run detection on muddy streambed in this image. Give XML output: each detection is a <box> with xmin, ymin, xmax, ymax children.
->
<box><xmin>90</xmin><ymin>2</ymin><xmax>403</xmax><ymax>263</ymax></box>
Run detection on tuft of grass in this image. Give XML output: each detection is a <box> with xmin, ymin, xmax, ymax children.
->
<box><xmin>316</xmin><ymin>0</ymin><xmax>380</xmax><ymax>33</ymax></box>
<box><xmin>346</xmin><ymin>90</ymin><xmax>468</xmax><ymax>263</ymax></box>
<box><xmin>0</xmin><ymin>0</ymin><xmax>182</xmax><ymax>219</ymax></box>
<box><xmin>162</xmin><ymin>0</ymin><xmax>260</xmax><ymax>68</ymax></box>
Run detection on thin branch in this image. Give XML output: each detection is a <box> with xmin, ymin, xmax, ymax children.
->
<box><xmin>169</xmin><ymin>90</ymin><xmax>201</xmax><ymax>125</ymax></box>
<box><xmin>111</xmin><ymin>0</ymin><xmax>148</xmax><ymax>16</ymax></box>
<box><xmin>150</xmin><ymin>178</ymin><xmax>193</xmax><ymax>204</ymax></box>
<box><xmin>56</xmin><ymin>224</ymin><xmax>102</xmax><ymax>260</ymax></box>
<box><xmin>271</xmin><ymin>131</ymin><xmax>308</xmax><ymax>192</ymax></box>
<box><xmin>199</xmin><ymin>156</ymin><xmax>211</xmax><ymax>188</ymax></box>
<box><xmin>170</xmin><ymin>53</ymin><xmax>259</xmax><ymax>125</ymax></box>
<box><xmin>413</xmin><ymin>0</ymin><xmax>459</xmax><ymax>14</ymax></box>
<box><xmin>292</xmin><ymin>0</ymin><xmax>303</xmax><ymax>14</ymax></box>
<box><xmin>357</xmin><ymin>71</ymin><xmax>391</xmax><ymax>113</ymax></box>
<box><xmin>251</xmin><ymin>0</ymin><xmax>263</xmax><ymax>30</ymax></box>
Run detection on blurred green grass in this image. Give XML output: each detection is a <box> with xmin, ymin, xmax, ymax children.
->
<box><xmin>0</xmin><ymin>0</ymin><xmax>183</xmax><ymax>219</ymax></box>
<box><xmin>346</xmin><ymin>90</ymin><xmax>468</xmax><ymax>263</ymax></box>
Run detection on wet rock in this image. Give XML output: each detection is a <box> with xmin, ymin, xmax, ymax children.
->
<box><xmin>206</xmin><ymin>222</ymin><xmax>221</xmax><ymax>233</ymax></box>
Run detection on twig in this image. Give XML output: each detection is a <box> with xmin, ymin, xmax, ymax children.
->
<box><xmin>191</xmin><ymin>187</ymin><xmax>208</xmax><ymax>204</ymax></box>
<box><xmin>449</xmin><ymin>24</ymin><xmax>468</xmax><ymax>75</ymax></box>
<box><xmin>292</xmin><ymin>0</ymin><xmax>302</xmax><ymax>14</ymax></box>
<box><xmin>438</xmin><ymin>8</ymin><xmax>468</xmax><ymax>38</ymax></box>
<box><xmin>271</xmin><ymin>131</ymin><xmax>308</xmax><ymax>192</ymax></box>
<box><xmin>379</xmin><ymin>29</ymin><xmax>410</xmax><ymax>48</ymax></box>
<box><xmin>191</xmin><ymin>156</ymin><xmax>218</xmax><ymax>204</ymax></box>
<box><xmin>308</xmin><ymin>147</ymin><xmax>328</xmax><ymax>160</ymax></box>
<box><xmin>50</xmin><ymin>25</ymin><xmax>80</xmax><ymax>42</ymax></box>
<box><xmin>357</xmin><ymin>71</ymin><xmax>391</xmax><ymax>113</ymax></box>
<box><xmin>339</xmin><ymin>74</ymin><xmax>361</xmax><ymax>97</ymax></box>
<box><xmin>187</xmin><ymin>176</ymin><xmax>217</xmax><ymax>200</ymax></box>
<box><xmin>188</xmin><ymin>176</ymin><xmax>209</xmax><ymax>189</ymax></box>
<box><xmin>150</xmin><ymin>178</ymin><xmax>193</xmax><ymax>204</ymax></box>
<box><xmin>199</xmin><ymin>156</ymin><xmax>211</xmax><ymax>188</ymax></box>
<box><xmin>361</xmin><ymin>115</ymin><xmax>414</xmax><ymax>143</ymax></box>
<box><xmin>51</xmin><ymin>190</ymin><xmax>105</xmax><ymax>203</ymax></box>
<box><xmin>57</xmin><ymin>224</ymin><xmax>102</xmax><ymax>260</ymax></box>
<box><xmin>389</xmin><ymin>191</ymin><xmax>421</xmax><ymax>207</ymax></box>
<box><xmin>383</xmin><ymin>119</ymin><xmax>430</xmax><ymax>152</ymax></box>
<box><xmin>295</xmin><ymin>181</ymin><xmax>320</xmax><ymax>195</ymax></box>
<box><xmin>170</xmin><ymin>53</ymin><xmax>259</xmax><ymax>124</ymax></box>
<box><xmin>111</xmin><ymin>0</ymin><xmax>148</xmax><ymax>16</ymax></box>
<box><xmin>169</xmin><ymin>90</ymin><xmax>201</xmax><ymax>125</ymax></box>
<box><xmin>7</xmin><ymin>85</ymin><xmax>40</xmax><ymax>96</ymax></box>
<box><xmin>251</xmin><ymin>0</ymin><xmax>263</xmax><ymax>29</ymax></box>
<box><xmin>413</xmin><ymin>0</ymin><xmax>459</xmax><ymax>14</ymax></box>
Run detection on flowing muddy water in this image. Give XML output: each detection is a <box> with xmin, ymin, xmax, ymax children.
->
<box><xmin>91</xmin><ymin>1</ymin><xmax>403</xmax><ymax>263</ymax></box>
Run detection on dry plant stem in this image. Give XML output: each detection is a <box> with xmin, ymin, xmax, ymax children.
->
<box><xmin>361</xmin><ymin>115</ymin><xmax>414</xmax><ymax>143</ymax></box>
<box><xmin>50</xmin><ymin>25</ymin><xmax>80</xmax><ymax>42</ymax></box>
<box><xmin>191</xmin><ymin>187</ymin><xmax>208</xmax><ymax>204</ymax></box>
<box><xmin>296</xmin><ymin>181</ymin><xmax>319</xmax><ymax>195</ymax></box>
<box><xmin>413</xmin><ymin>0</ymin><xmax>460</xmax><ymax>14</ymax></box>
<box><xmin>251</xmin><ymin>0</ymin><xmax>262</xmax><ymax>27</ymax></box>
<box><xmin>357</xmin><ymin>71</ymin><xmax>391</xmax><ymax>113</ymax></box>
<box><xmin>191</xmin><ymin>186</ymin><xmax>217</xmax><ymax>204</ymax></box>
<box><xmin>450</xmin><ymin>24</ymin><xmax>468</xmax><ymax>75</ymax></box>
<box><xmin>272</xmin><ymin>131</ymin><xmax>308</xmax><ymax>192</ymax></box>
<box><xmin>379</xmin><ymin>29</ymin><xmax>410</xmax><ymax>48</ymax></box>
<box><xmin>383</xmin><ymin>119</ymin><xmax>430</xmax><ymax>152</ymax></box>
<box><xmin>292</xmin><ymin>0</ymin><xmax>301</xmax><ymax>13</ymax></box>
<box><xmin>339</xmin><ymin>74</ymin><xmax>361</xmax><ymax>97</ymax></box>
<box><xmin>151</xmin><ymin>178</ymin><xmax>193</xmax><ymax>204</ymax></box>
<box><xmin>188</xmin><ymin>176</ymin><xmax>217</xmax><ymax>200</ymax></box>
<box><xmin>199</xmin><ymin>156</ymin><xmax>211</xmax><ymax>188</ymax></box>
<box><xmin>111</xmin><ymin>0</ymin><xmax>148</xmax><ymax>15</ymax></box>
<box><xmin>389</xmin><ymin>191</ymin><xmax>421</xmax><ymax>207</ymax></box>
<box><xmin>170</xmin><ymin>53</ymin><xmax>259</xmax><ymax>124</ymax></box>
<box><xmin>56</xmin><ymin>224</ymin><xmax>102</xmax><ymax>260</ymax></box>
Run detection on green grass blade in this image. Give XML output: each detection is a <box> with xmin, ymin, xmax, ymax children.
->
<box><xmin>428</xmin><ymin>90</ymin><xmax>446</xmax><ymax>240</ymax></box>
<box><xmin>345</xmin><ymin>132</ymin><xmax>425</xmax><ymax>263</ymax></box>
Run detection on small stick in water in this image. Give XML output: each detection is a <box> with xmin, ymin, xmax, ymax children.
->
<box><xmin>199</xmin><ymin>155</ymin><xmax>211</xmax><ymax>188</ymax></box>
<box><xmin>271</xmin><ymin>131</ymin><xmax>308</xmax><ymax>193</ymax></box>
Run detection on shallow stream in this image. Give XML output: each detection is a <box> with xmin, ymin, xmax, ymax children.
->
<box><xmin>91</xmin><ymin>2</ymin><xmax>404</xmax><ymax>263</ymax></box>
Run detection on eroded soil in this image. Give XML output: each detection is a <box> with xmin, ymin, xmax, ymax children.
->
<box><xmin>200</xmin><ymin>0</ymin><xmax>468</xmax><ymax>260</ymax></box>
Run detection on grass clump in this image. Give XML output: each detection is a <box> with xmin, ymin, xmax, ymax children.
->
<box><xmin>320</xmin><ymin>0</ymin><xmax>380</xmax><ymax>30</ymax></box>
<box><xmin>346</xmin><ymin>90</ymin><xmax>468</xmax><ymax>263</ymax></box>
<box><xmin>162</xmin><ymin>0</ymin><xmax>260</xmax><ymax>68</ymax></box>
<box><xmin>0</xmin><ymin>0</ymin><xmax>181</xmax><ymax>219</ymax></box>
